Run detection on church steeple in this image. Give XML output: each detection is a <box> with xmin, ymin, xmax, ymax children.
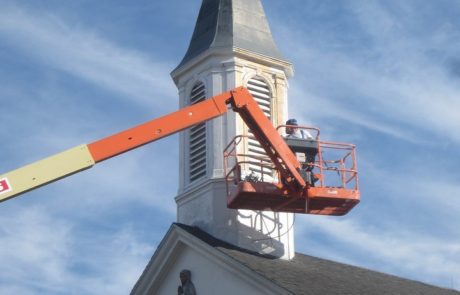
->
<box><xmin>176</xmin><ymin>0</ymin><xmax>286</xmax><ymax>69</ymax></box>
<box><xmin>171</xmin><ymin>0</ymin><xmax>295</xmax><ymax>260</ymax></box>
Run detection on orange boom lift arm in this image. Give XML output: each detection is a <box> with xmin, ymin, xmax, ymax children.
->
<box><xmin>0</xmin><ymin>88</ymin><xmax>304</xmax><ymax>200</ymax></box>
<box><xmin>0</xmin><ymin>87</ymin><xmax>359</xmax><ymax>215</ymax></box>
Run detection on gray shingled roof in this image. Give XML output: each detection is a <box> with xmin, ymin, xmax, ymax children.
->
<box><xmin>177</xmin><ymin>0</ymin><xmax>285</xmax><ymax>69</ymax></box>
<box><xmin>175</xmin><ymin>223</ymin><xmax>459</xmax><ymax>295</ymax></box>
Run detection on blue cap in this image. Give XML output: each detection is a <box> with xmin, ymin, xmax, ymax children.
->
<box><xmin>286</xmin><ymin>118</ymin><xmax>298</xmax><ymax>125</ymax></box>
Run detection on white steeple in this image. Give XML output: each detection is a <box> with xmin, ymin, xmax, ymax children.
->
<box><xmin>171</xmin><ymin>0</ymin><xmax>295</xmax><ymax>259</ymax></box>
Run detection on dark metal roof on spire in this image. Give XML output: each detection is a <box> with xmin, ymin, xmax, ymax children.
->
<box><xmin>177</xmin><ymin>0</ymin><xmax>285</xmax><ymax>68</ymax></box>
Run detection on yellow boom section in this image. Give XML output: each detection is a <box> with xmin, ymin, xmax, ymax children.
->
<box><xmin>0</xmin><ymin>145</ymin><xmax>95</xmax><ymax>202</ymax></box>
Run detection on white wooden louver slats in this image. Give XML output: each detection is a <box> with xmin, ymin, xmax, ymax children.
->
<box><xmin>189</xmin><ymin>82</ymin><xmax>207</xmax><ymax>182</ymax></box>
<box><xmin>246</xmin><ymin>77</ymin><xmax>273</xmax><ymax>180</ymax></box>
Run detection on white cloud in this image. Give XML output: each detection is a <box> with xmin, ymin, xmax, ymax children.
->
<box><xmin>358</xmin><ymin>154</ymin><xmax>460</xmax><ymax>222</ymax></box>
<box><xmin>274</xmin><ymin>1</ymin><xmax>460</xmax><ymax>144</ymax></box>
<box><xmin>0</xmin><ymin>206</ymin><xmax>73</xmax><ymax>292</ymax></box>
<box><xmin>0</xmin><ymin>205</ymin><xmax>157</xmax><ymax>295</ymax></box>
<box><xmin>0</xmin><ymin>6</ymin><xmax>177</xmax><ymax>111</ymax></box>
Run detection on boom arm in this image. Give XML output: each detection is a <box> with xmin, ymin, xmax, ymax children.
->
<box><xmin>0</xmin><ymin>87</ymin><xmax>305</xmax><ymax>203</ymax></box>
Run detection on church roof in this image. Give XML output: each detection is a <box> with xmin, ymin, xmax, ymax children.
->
<box><xmin>177</xmin><ymin>0</ymin><xmax>285</xmax><ymax>69</ymax></box>
<box><xmin>175</xmin><ymin>223</ymin><xmax>459</xmax><ymax>295</ymax></box>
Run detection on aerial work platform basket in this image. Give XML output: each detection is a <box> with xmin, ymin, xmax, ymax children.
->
<box><xmin>224</xmin><ymin>126</ymin><xmax>360</xmax><ymax>216</ymax></box>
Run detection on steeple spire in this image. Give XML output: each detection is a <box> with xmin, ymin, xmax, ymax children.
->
<box><xmin>171</xmin><ymin>0</ymin><xmax>294</xmax><ymax>260</ymax></box>
<box><xmin>177</xmin><ymin>0</ymin><xmax>285</xmax><ymax>68</ymax></box>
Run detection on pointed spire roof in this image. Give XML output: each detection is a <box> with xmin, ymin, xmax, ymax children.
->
<box><xmin>177</xmin><ymin>0</ymin><xmax>285</xmax><ymax>68</ymax></box>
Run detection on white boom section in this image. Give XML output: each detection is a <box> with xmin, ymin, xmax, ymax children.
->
<box><xmin>0</xmin><ymin>145</ymin><xmax>95</xmax><ymax>202</ymax></box>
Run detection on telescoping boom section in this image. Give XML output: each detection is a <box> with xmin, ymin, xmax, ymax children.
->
<box><xmin>0</xmin><ymin>87</ymin><xmax>359</xmax><ymax>215</ymax></box>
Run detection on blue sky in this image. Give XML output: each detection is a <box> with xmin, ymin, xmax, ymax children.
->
<box><xmin>0</xmin><ymin>0</ymin><xmax>459</xmax><ymax>294</ymax></box>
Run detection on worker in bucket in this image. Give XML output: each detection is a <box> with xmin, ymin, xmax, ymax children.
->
<box><xmin>285</xmin><ymin>118</ymin><xmax>313</xmax><ymax>139</ymax></box>
<box><xmin>284</xmin><ymin>118</ymin><xmax>318</xmax><ymax>185</ymax></box>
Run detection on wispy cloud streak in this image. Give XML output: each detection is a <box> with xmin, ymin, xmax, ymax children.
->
<box><xmin>0</xmin><ymin>206</ymin><xmax>156</xmax><ymax>294</ymax></box>
<box><xmin>273</xmin><ymin>1</ymin><xmax>460</xmax><ymax>144</ymax></box>
<box><xmin>0</xmin><ymin>6</ymin><xmax>176</xmax><ymax>111</ymax></box>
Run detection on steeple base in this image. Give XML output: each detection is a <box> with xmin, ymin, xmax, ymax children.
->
<box><xmin>176</xmin><ymin>179</ymin><xmax>295</xmax><ymax>260</ymax></box>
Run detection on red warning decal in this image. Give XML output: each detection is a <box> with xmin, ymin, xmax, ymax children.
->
<box><xmin>0</xmin><ymin>178</ymin><xmax>12</xmax><ymax>195</ymax></box>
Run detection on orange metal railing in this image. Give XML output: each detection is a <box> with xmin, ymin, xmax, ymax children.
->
<box><xmin>224</xmin><ymin>126</ymin><xmax>358</xmax><ymax>195</ymax></box>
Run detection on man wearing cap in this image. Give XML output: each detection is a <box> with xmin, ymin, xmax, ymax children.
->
<box><xmin>284</xmin><ymin>118</ymin><xmax>318</xmax><ymax>186</ymax></box>
<box><xmin>285</xmin><ymin>118</ymin><xmax>314</xmax><ymax>139</ymax></box>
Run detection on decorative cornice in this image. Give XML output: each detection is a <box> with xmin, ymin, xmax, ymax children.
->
<box><xmin>171</xmin><ymin>46</ymin><xmax>293</xmax><ymax>84</ymax></box>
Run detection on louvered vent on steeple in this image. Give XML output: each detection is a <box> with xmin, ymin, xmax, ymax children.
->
<box><xmin>189</xmin><ymin>82</ymin><xmax>207</xmax><ymax>183</ymax></box>
<box><xmin>246</xmin><ymin>76</ymin><xmax>273</xmax><ymax>179</ymax></box>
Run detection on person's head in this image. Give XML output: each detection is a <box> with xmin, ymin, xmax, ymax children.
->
<box><xmin>180</xmin><ymin>269</ymin><xmax>191</xmax><ymax>284</ymax></box>
<box><xmin>286</xmin><ymin>118</ymin><xmax>298</xmax><ymax>134</ymax></box>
